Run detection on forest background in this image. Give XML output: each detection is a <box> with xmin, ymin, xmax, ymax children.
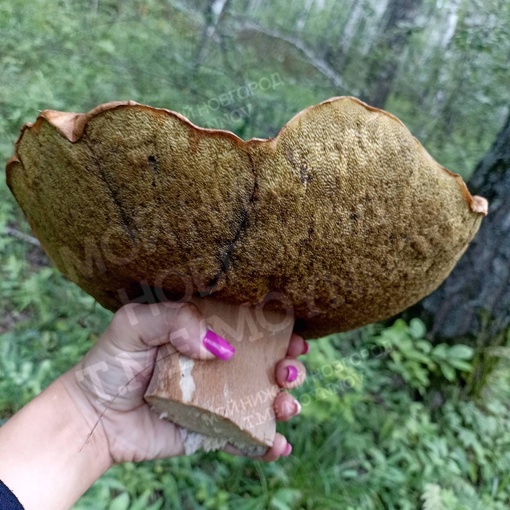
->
<box><xmin>1</xmin><ymin>0</ymin><xmax>509</xmax><ymax>508</ymax></box>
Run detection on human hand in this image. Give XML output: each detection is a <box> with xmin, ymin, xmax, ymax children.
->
<box><xmin>62</xmin><ymin>302</ymin><xmax>307</xmax><ymax>465</ymax></box>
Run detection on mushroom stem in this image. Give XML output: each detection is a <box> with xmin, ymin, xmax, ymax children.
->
<box><xmin>144</xmin><ymin>297</ymin><xmax>294</xmax><ymax>455</ymax></box>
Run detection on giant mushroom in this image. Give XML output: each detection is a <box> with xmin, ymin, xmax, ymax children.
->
<box><xmin>6</xmin><ymin>97</ymin><xmax>487</xmax><ymax>455</ymax></box>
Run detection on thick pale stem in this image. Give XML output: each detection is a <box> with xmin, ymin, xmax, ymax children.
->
<box><xmin>144</xmin><ymin>297</ymin><xmax>294</xmax><ymax>455</ymax></box>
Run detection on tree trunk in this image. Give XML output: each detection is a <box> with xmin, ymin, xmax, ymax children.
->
<box><xmin>359</xmin><ymin>0</ymin><xmax>390</xmax><ymax>57</ymax></box>
<box><xmin>419</xmin><ymin>112</ymin><xmax>510</xmax><ymax>344</ymax></box>
<box><xmin>335</xmin><ymin>0</ymin><xmax>367</xmax><ymax>71</ymax></box>
<box><xmin>439</xmin><ymin>0</ymin><xmax>462</xmax><ymax>49</ymax></box>
<box><xmin>295</xmin><ymin>0</ymin><xmax>315</xmax><ymax>34</ymax></box>
<box><xmin>193</xmin><ymin>0</ymin><xmax>230</xmax><ymax>74</ymax></box>
<box><xmin>362</xmin><ymin>0</ymin><xmax>423</xmax><ymax>108</ymax></box>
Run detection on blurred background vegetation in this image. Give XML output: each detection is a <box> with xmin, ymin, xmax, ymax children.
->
<box><xmin>1</xmin><ymin>0</ymin><xmax>509</xmax><ymax>508</ymax></box>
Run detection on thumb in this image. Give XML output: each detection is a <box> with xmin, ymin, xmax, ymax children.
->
<box><xmin>106</xmin><ymin>301</ymin><xmax>235</xmax><ymax>361</ymax></box>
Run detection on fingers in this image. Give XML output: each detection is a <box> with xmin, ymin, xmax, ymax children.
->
<box><xmin>275</xmin><ymin>358</ymin><xmax>306</xmax><ymax>389</ymax></box>
<box><xmin>274</xmin><ymin>392</ymin><xmax>301</xmax><ymax>421</ymax></box>
<box><xmin>286</xmin><ymin>333</ymin><xmax>309</xmax><ymax>358</ymax></box>
<box><xmin>274</xmin><ymin>336</ymin><xmax>306</xmax><ymax>423</ymax></box>
<box><xmin>259</xmin><ymin>433</ymin><xmax>292</xmax><ymax>462</ymax></box>
<box><xmin>106</xmin><ymin>302</ymin><xmax>234</xmax><ymax>361</ymax></box>
<box><xmin>223</xmin><ymin>433</ymin><xmax>292</xmax><ymax>462</ymax></box>
<box><xmin>105</xmin><ymin>305</ymin><xmax>307</xmax><ymax>362</ymax></box>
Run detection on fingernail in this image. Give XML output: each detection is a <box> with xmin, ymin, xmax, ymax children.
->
<box><xmin>203</xmin><ymin>329</ymin><xmax>235</xmax><ymax>360</ymax></box>
<box><xmin>294</xmin><ymin>400</ymin><xmax>301</xmax><ymax>415</ymax></box>
<box><xmin>286</xmin><ymin>365</ymin><xmax>298</xmax><ymax>382</ymax></box>
<box><xmin>302</xmin><ymin>341</ymin><xmax>310</xmax><ymax>355</ymax></box>
<box><xmin>283</xmin><ymin>443</ymin><xmax>292</xmax><ymax>456</ymax></box>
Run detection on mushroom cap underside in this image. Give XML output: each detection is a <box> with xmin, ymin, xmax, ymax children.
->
<box><xmin>6</xmin><ymin>97</ymin><xmax>487</xmax><ymax>338</ymax></box>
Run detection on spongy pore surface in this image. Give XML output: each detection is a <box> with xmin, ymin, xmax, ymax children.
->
<box><xmin>6</xmin><ymin>97</ymin><xmax>486</xmax><ymax>338</ymax></box>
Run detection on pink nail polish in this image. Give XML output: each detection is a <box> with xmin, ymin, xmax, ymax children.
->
<box><xmin>287</xmin><ymin>365</ymin><xmax>298</xmax><ymax>382</ymax></box>
<box><xmin>283</xmin><ymin>443</ymin><xmax>292</xmax><ymax>456</ymax></box>
<box><xmin>203</xmin><ymin>329</ymin><xmax>235</xmax><ymax>360</ymax></box>
<box><xmin>302</xmin><ymin>341</ymin><xmax>310</xmax><ymax>355</ymax></box>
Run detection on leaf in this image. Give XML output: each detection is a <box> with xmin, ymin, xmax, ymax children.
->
<box><xmin>432</xmin><ymin>344</ymin><xmax>449</xmax><ymax>360</ymax></box>
<box><xmin>409</xmin><ymin>318</ymin><xmax>427</xmax><ymax>339</ymax></box>
<box><xmin>269</xmin><ymin>488</ymin><xmax>301</xmax><ymax>510</ymax></box>
<box><xmin>401</xmin><ymin>349</ymin><xmax>435</xmax><ymax>366</ymax></box>
<box><xmin>421</xmin><ymin>483</ymin><xmax>443</xmax><ymax>510</ymax></box>
<box><xmin>97</xmin><ymin>39</ymin><xmax>116</xmax><ymax>55</ymax></box>
<box><xmin>129</xmin><ymin>491</ymin><xmax>156</xmax><ymax>510</ymax></box>
<box><xmin>447</xmin><ymin>359</ymin><xmax>473</xmax><ymax>372</ymax></box>
<box><xmin>438</xmin><ymin>362</ymin><xmax>456</xmax><ymax>382</ymax></box>
<box><xmin>416</xmin><ymin>339</ymin><xmax>433</xmax><ymax>353</ymax></box>
<box><xmin>447</xmin><ymin>345</ymin><xmax>474</xmax><ymax>360</ymax></box>
<box><xmin>108</xmin><ymin>493</ymin><xmax>130</xmax><ymax>510</ymax></box>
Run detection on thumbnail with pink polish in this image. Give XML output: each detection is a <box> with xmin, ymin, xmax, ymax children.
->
<box><xmin>287</xmin><ymin>365</ymin><xmax>298</xmax><ymax>382</ymax></box>
<box><xmin>203</xmin><ymin>329</ymin><xmax>235</xmax><ymax>360</ymax></box>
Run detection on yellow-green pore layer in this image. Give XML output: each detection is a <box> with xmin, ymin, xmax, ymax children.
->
<box><xmin>6</xmin><ymin>97</ymin><xmax>487</xmax><ymax>339</ymax></box>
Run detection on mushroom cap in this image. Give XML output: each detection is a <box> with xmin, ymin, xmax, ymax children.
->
<box><xmin>6</xmin><ymin>97</ymin><xmax>487</xmax><ymax>338</ymax></box>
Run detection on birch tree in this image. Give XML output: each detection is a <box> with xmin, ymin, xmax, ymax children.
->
<box><xmin>362</xmin><ymin>0</ymin><xmax>424</xmax><ymax>107</ymax></box>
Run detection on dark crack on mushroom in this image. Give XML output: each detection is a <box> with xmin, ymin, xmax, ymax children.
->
<box><xmin>206</xmin><ymin>151</ymin><xmax>258</xmax><ymax>293</ymax></box>
<box><xmin>86</xmin><ymin>139</ymin><xmax>137</xmax><ymax>244</ymax></box>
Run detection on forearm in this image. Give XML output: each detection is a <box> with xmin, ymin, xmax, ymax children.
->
<box><xmin>0</xmin><ymin>371</ymin><xmax>113</xmax><ymax>510</ymax></box>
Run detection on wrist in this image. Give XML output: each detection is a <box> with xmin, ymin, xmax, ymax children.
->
<box><xmin>59</xmin><ymin>367</ymin><xmax>115</xmax><ymax>471</ymax></box>
<box><xmin>0</xmin><ymin>370</ymin><xmax>113</xmax><ymax>510</ymax></box>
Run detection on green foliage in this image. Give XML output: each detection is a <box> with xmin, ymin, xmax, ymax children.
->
<box><xmin>0</xmin><ymin>254</ymin><xmax>110</xmax><ymax>414</ymax></box>
<box><xmin>291</xmin><ymin>330</ymin><xmax>510</xmax><ymax>509</ymax></box>
<box><xmin>376</xmin><ymin>319</ymin><xmax>474</xmax><ymax>393</ymax></box>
